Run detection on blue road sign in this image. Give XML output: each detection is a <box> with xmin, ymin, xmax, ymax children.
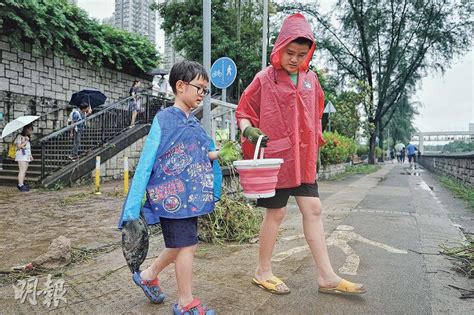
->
<box><xmin>210</xmin><ymin>57</ymin><xmax>237</xmax><ymax>89</ymax></box>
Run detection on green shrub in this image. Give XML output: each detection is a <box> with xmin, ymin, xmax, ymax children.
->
<box><xmin>320</xmin><ymin>132</ymin><xmax>356</xmax><ymax>166</ymax></box>
<box><xmin>0</xmin><ymin>0</ymin><xmax>158</xmax><ymax>72</ymax></box>
<box><xmin>375</xmin><ymin>147</ymin><xmax>385</xmax><ymax>158</ymax></box>
<box><xmin>356</xmin><ymin>144</ymin><xmax>369</xmax><ymax>156</ymax></box>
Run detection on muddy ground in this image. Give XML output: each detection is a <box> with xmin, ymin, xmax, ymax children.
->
<box><xmin>0</xmin><ymin>182</ymin><xmax>126</xmax><ymax>270</ymax></box>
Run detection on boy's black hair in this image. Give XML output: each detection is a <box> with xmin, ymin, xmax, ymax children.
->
<box><xmin>291</xmin><ymin>37</ymin><xmax>313</xmax><ymax>49</ymax></box>
<box><xmin>169</xmin><ymin>60</ymin><xmax>209</xmax><ymax>94</ymax></box>
<box><xmin>79</xmin><ymin>103</ymin><xmax>89</xmax><ymax>110</ymax></box>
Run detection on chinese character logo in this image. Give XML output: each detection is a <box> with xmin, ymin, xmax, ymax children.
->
<box><xmin>13</xmin><ymin>275</ymin><xmax>67</xmax><ymax>308</ymax></box>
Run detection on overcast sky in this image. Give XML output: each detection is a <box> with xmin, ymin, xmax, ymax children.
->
<box><xmin>77</xmin><ymin>0</ymin><xmax>473</xmax><ymax>133</ymax></box>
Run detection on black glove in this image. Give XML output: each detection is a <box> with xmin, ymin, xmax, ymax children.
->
<box><xmin>243</xmin><ymin>126</ymin><xmax>269</xmax><ymax>147</ymax></box>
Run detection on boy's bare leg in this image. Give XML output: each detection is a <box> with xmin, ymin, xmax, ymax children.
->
<box><xmin>254</xmin><ymin>207</ymin><xmax>289</xmax><ymax>292</ymax></box>
<box><xmin>175</xmin><ymin>244</ymin><xmax>197</xmax><ymax>308</ymax></box>
<box><xmin>140</xmin><ymin>248</ymin><xmax>179</xmax><ymax>280</ymax></box>
<box><xmin>295</xmin><ymin>196</ymin><xmax>342</xmax><ymax>287</ymax></box>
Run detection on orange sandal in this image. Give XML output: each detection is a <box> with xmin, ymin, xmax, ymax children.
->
<box><xmin>318</xmin><ymin>279</ymin><xmax>366</xmax><ymax>295</ymax></box>
<box><xmin>252</xmin><ymin>276</ymin><xmax>291</xmax><ymax>294</ymax></box>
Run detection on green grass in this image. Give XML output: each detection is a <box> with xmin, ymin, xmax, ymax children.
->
<box><xmin>345</xmin><ymin>164</ymin><xmax>381</xmax><ymax>175</ymax></box>
<box><xmin>439</xmin><ymin>176</ymin><xmax>474</xmax><ymax>210</ymax></box>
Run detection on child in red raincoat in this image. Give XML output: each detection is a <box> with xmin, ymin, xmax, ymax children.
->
<box><xmin>236</xmin><ymin>13</ymin><xmax>365</xmax><ymax>296</ymax></box>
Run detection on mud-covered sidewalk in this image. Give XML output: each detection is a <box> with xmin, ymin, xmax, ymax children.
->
<box><xmin>0</xmin><ymin>183</ymin><xmax>126</xmax><ymax>271</ymax></box>
<box><xmin>0</xmin><ymin>164</ymin><xmax>472</xmax><ymax>314</ymax></box>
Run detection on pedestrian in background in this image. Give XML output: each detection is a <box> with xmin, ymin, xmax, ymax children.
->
<box><xmin>129</xmin><ymin>80</ymin><xmax>141</xmax><ymax>128</ymax></box>
<box><xmin>15</xmin><ymin>124</ymin><xmax>33</xmax><ymax>192</ymax></box>
<box><xmin>236</xmin><ymin>13</ymin><xmax>365</xmax><ymax>296</ymax></box>
<box><xmin>400</xmin><ymin>147</ymin><xmax>406</xmax><ymax>163</ymax></box>
<box><xmin>406</xmin><ymin>143</ymin><xmax>416</xmax><ymax>168</ymax></box>
<box><xmin>68</xmin><ymin>103</ymin><xmax>91</xmax><ymax>160</ymax></box>
<box><xmin>119</xmin><ymin>61</ymin><xmax>221</xmax><ymax>315</ymax></box>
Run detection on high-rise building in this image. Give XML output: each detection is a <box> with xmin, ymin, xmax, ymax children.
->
<box><xmin>162</xmin><ymin>33</ymin><xmax>184</xmax><ymax>71</ymax></box>
<box><xmin>114</xmin><ymin>0</ymin><xmax>156</xmax><ymax>44</ymax></box>
<box><xmin>102</xmin><ymin>15</ymin><xmax>115</xmax><ymax>27</ymax></box>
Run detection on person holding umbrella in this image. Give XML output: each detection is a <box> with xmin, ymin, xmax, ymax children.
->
<box><xmin>1</xmin><ymin>115</ymin><xmax>40</xmax><ymax>191</ymax></box>
<box><xmin>68</xmin><ymin>103</ymin><xmax>92</xmax><ymax>160</ymax></box>
<box><xmin>15</xmin><ymin>124</ymin><xmax>34</xmax><ymax>192</ymax></box>
<box><xmin>128</xmin><ymin>80</ymin><xmax>141</xmax><ymax>128</ymax></box>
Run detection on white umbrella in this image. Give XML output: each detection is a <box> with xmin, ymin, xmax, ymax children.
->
<box><xmin>394</xmin><ymin>143</ymin><xmax>405</xmax><ymax>151</ymax></box>
<box><xmin>1</xmin><ymin>115</ymin><xmax>39</xmax><ymax>138</ymax></box>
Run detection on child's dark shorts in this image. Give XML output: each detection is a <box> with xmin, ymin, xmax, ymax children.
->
<box><xmin>256</xmin><ymin>182</ymin><xmax>319</xmax><ymax>209</ymax></box>
<box><xmin>159</xmin><ymin>216</ymin><xmax>198</xmax><ymax>248</ymax></box>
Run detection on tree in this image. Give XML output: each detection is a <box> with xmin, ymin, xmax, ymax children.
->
<box><xmin>279</xmin><ymin>0</ymin><xmax>472</xmax><ymax>163</ymax></box>
<box><xmin>316</xmin><ymin>69</ymin><xmax>365</xmax><ymax>139</ymax></box>
<box><xmin>154</xmin><ymin>0</ymin><xmax>270</xmax><ymax>100</ymax></box>
<box><xmin>383</xmin><ymin>94</ymin><xmax>418</xmax><ymax>149</ymax></box>
<box><xmin>153</xmin><ymin>0</ymin><xmax>262</xmax><ymax>98</ymax></box>
<box><xmin>0</xmin><ymin>0</ymin><xmax>158</xmax><ymax>73</ymax></box>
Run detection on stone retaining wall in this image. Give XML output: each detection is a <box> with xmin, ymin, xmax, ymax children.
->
<box><xmin>419</xmin><ymin>153</ymin><xmax>474</xmax><ymax>186</ymax></box>
<box><xmin>0</xmin><ymin>35</ymin><xmax>152</xmax><ymax>148</ymax></box>
<box><xmin>318</xmin><ymin>163</ymin><xmax>346</xmax><ymax>180</ymax></box>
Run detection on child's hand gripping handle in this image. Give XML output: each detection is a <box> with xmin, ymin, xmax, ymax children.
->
<box><xmin>243</xmin><ymin>126</ymin><xmax>269</xmax><ymax>147</ymax></box>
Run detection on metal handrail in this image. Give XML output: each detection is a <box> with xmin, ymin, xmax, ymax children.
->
<box><xmin>38</xmin><ymin>97</ymin><xmax>132</xmax><ymax>143</ymax></box>
<box><xmin>35</xmin><ymin>93</ymin><xmax>236</xmax><ymax>180</ymax></box>
<box><xmin>38</xmin><ymin>93</ymin><xmax>173</xmax><ymax>179</ymax></box>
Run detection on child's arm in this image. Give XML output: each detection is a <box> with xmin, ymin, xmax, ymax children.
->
<box><xmin>208</xmin><ymin>150</ymin><xmax>219</xmax><ymax>161</ymax></box>
<box><xmin>118</xmin><ymin>116</ymin><xmax>162</xmax><ymax>228</ymax></box>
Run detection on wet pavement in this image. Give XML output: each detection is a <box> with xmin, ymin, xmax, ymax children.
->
<box><xmin>0</xmin><ymin>163</ymin><xmax>472</xmax><ymax>314</ymax></box>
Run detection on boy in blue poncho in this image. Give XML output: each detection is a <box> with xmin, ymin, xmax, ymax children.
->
<box><xmin>118</xmin><ymin>61</ymin><xmax>221</xmax><ymax>315</ymax></box>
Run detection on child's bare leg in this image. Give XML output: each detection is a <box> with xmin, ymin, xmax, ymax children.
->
<box><xmin>255</xmin><ymin>207</ymin><xmax>289</xmax><ymax>292</ymax></box>
<box><xmin>295</xmin><ymin>196</ymin><xmax>341</xmax><ymax>286</ymax></box>
<box><xmin>175</xmin><ymin>244</ymin><xmax>197</xmax><ymax>308</ymax></box>
<box><xmin>18</xmin><ymin>161</ymin><xmax>28</xmax><ymax>186</ymax></box>
<box><xmin>141</xmin><ymin>248</ymin><xmax>179</xmax><ymax>280</ymax></box>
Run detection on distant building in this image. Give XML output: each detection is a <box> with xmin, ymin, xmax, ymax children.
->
<box><xmin>113</xmin><ymin>0</ymin><xmax>156</xmax><ymax>44</ymax></box>
<box><xmin>162</xmin><ymin>33</ymin><xmax>184</xmax><ymax>71</ymax></box>
<box><xmin>102</xmin><ymin>15</ymin><xmax>115</xmax><ymax>26</ymax></box>
<box><xmin>68</xmin><ymin>0</ymin><xmax>78</xmax><ymax>5</ymax></box>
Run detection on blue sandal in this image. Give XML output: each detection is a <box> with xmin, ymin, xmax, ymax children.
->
<box><xmin>132</xmin><ymin>271</ymin><xmax>165</xmax><ymax>304</ymax></box>
<box><xmin>172</xmin><ymin>298</ymin><xmax>215</xmax><ymax>315</ymax></box>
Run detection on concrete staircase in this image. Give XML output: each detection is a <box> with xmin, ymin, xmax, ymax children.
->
<box><xmin>0</xmin><ymin>146</ymin><xmax>42</xmax><ymax>186</ymax></box>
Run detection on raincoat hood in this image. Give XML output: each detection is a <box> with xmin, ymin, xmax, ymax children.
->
<box><xmin>270</xmin><ymin>13</ymin><xmax>316</xmax><ymax>71</ymax></box>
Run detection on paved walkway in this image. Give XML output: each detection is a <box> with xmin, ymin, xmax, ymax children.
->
<box><xmin>0</xmin><ymin>163</ymin><xmax>472</xmax><ymax>314</ymax></box>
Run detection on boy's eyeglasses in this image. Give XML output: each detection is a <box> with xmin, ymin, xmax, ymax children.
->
<box><xmin>185</xmin><ymin>82</ymin><xmax>210</xmax><ymax>96</ymax></box>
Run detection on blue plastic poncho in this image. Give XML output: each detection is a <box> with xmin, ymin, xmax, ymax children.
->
<box><xmin>118</xmin><ymin>106</ymin><xmax>222</xmax><ymax>228</ymax></box>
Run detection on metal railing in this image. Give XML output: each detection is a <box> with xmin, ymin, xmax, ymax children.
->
<box><xmin>210</xmin><ymin>99</ymin><xmax>238</xmax><ymax>142</ymax></box>
<box><xmin>38</xmin><ymin>94</ymin><xmax>173</xmax><ymax>178</ymax></box>
<box><xmin>36</xmin><ymin>94</ymin><xmax>237</xmax><ymax>180</ymax></box>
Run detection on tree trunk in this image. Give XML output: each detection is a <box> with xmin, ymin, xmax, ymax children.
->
<box><xmin>378</xmin><ymin>128</ymin><xmax>385</xmax><ymax>162</ymax></box>
<box><xmin>368</xmin><ymin>131</ymin><xmax>377</xmax><ymax>164</ymax></box>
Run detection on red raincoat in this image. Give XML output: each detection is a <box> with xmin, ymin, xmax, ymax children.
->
<box><xmin>236</xmin><ymin>13</ymin><xmax>325</xmax><ymax>189</ymax></box>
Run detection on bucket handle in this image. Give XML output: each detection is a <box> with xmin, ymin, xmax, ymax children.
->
<box><xmin>253</xmin><ymin>135</ymin><xmax>265</xmax><ymax>161</ymax></box>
